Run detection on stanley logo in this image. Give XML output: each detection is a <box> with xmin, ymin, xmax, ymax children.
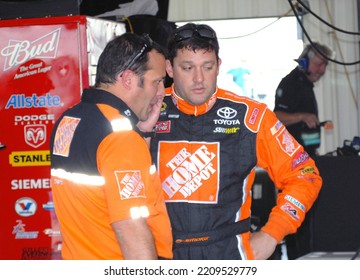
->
<box><xmin>9</xmin><ymin>150</ymin><xmax>50</xmax><ymax>167</ymax></box>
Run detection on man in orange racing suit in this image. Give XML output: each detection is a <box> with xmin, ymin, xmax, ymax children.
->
<box><xmin>150</xmin><ymin>23</ymin><xmax>322</xmax><ymax>260</ymax></box>
<box><xmin>51</xmin><ymin>33</ymin><xmax>172</xmax><ymax>260</ymax></box>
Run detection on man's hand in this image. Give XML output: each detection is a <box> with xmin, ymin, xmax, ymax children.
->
<box><xmin>274</xmin><ymin>111</ymin><xmax>319</xmax><ymax>128</ymax></box>
<box><xmin>137</xmin><ymin>95</ymin><xmax>164</xmax><ymax>133</ymax></box>
<box><xmin>250</xmin><ymin>231</ymin><xmax>278</xmax><ymax>260</ymax></box>
<box><xmin>301</xmin><ymin>113</ymin><xmax>319</xmax><ymax>129</ymax></box>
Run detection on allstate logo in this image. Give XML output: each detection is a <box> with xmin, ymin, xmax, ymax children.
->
<box><xmin>217</xmin><ymin>107</ymin><xmax>237</xmax><ymax>119</ymax></box>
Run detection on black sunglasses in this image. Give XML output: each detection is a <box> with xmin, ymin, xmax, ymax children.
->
<box><xmin>125</xmin><ymin>33</ymin><xmax>153</xmax><ymax>70</ymax></box>
<box><xmin>174</xmin><ymin>25</ymin><xmax>217</xmax><ymax>43</ymax></box>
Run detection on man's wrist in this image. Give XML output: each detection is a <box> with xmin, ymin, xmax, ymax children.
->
<box><xmin>139</xmin><ymin>128</ymin><xmax>156</xmax><ymax>138</ymax></box>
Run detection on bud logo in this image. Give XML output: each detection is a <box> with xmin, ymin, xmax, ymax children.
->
<box><xmin>158</xmin><ymin>141</ymin><xmax>219</xmax><ymax>203</ymax></box>
<box><xmin>1</xmin><ymin>28</ymin><xmax>61</xmax><ymax>71</ymax></box>
<box><xmin>24</xmin><ymin>124</ymin><xmax>46</xmax><ymax>148</ymax></box>
<box><xmin>15</xmin><ymin>197</ymin><xmax>37</xmax><ymax>217</ymax></box>
<box><xmin>115</xmin><ymin>170</ymin><xmax>146</xmax><ymax>200</ymax></box>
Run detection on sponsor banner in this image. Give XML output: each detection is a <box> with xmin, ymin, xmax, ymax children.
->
<box><xmin>0</xmin><ymin>17</ymin><xmax>84</xmax><ymax>260</ymax></box>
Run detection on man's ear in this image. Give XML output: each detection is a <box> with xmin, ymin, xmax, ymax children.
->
<box><xmin>165</xmin><ymin>60</ymin><xmax>174</xmax><ymax>78</ymax></box>
<box><xmin>217</xmin><ymin>58</ymin><xmax>222</xmax><ymax>75</ymax></box>
<box><xmin>120</xmin><ymin>70</ymin><xmax>133</xmax><ymax>89</ymax></box>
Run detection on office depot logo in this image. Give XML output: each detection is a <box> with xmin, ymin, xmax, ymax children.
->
<box><xmin>1</xmin><ymin>28</ymin><xmax>61</xmax><ymax>71</ymax></box>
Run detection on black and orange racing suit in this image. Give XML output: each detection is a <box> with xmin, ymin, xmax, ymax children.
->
<box><xmin>150</xmin><ymin>86</ymin><xmax>322</xmax><ymax>260</ymax></box>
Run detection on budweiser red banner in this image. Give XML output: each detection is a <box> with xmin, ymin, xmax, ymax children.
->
<box><xmin>0</xmin><ymin>15</ymin><xmax>125</xmax><ymax>259</ymax></box>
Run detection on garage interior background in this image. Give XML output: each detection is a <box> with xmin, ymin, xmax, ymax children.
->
<box><xmin>168</xmin><ymin>0</ymin><xmax>360</xmax><ymax>157</ymax></box>
<box><xmin>1</xmin><ymin>0</ymin><xmax>359</xmax><ymax>155</ymax></box>
<box><xmin>103</xmin><ymin>0</ymin><xmax>360</xmax><ymax>156</ymax></box>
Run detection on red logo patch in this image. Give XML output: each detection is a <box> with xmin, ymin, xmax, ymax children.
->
<box><xmin>156</xmin><ymin>120</ymin><xmax>171</xmax><ymax>133</ymax></box>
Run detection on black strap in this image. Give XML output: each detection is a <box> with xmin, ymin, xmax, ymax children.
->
<box><xmin>173</xmin><ymin>217</ymin><xmax>251</xmax><ymax>248</ymax></box>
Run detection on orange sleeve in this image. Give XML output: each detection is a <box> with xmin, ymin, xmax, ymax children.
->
<box><xmin>97</xmin><ymin>131</ymin><xmax>155</xmax><ymax>222</ymax></box>
<box><xmin>98</xmin><ymin>131</ymin><xmax>173</xmax><ymax>258</ymax></box>
<box><xmin>255</xmin><ymin>108</ymin><xmax>322</xmax><ymax>243</ymax></box>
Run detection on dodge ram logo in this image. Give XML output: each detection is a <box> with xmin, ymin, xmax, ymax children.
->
<box><xmin>24</xmin><ymin>124</ymin><xmax>46</xmax><ymax>148</ymax></box>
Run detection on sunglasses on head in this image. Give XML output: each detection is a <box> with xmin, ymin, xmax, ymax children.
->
<box><xmin>174</xmin><ymin>25</ymin><xmax>217</xmax><ymax>43</ymax></box>
<box><xmin>125</xmin><ymin>33</ymin><xmax>153</xmax><ymax>70</ymax></box>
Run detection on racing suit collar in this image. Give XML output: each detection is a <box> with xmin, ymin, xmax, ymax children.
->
<box><xmin>81</xmin><ymin>88</ymin><xmax>139</xmax><ymax>125</ymax></box>
<box><xmin>170</xmin><ymin>84</ymin><xmax>218</xmax><ymax>116</ymax></box>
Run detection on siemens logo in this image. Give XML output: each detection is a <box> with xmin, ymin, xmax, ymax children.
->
<box><xmin>5</xmin><ymin>93</ymin><xmax>62</xmax><ymax>109</ymax></box>
<box><xmin>11</xmin><ymin>178</ymin><xmax>51</xmax><ymax>190</ymax></box>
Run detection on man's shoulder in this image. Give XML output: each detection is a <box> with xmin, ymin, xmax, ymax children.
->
<box><xmin>217</xmin><ymin>88</ymin><xmax>267</xmax><ymax>109</ymax></box>
<box><xmin>280</xmin><ymin>67</ymin><xmax>304</xmax><ymax>83</ymax></box>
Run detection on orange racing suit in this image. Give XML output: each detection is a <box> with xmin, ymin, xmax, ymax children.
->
<box><xmin>150</xmin><ymin>86</ymin><xmax>322</xmax><ymax>259</ymax></box>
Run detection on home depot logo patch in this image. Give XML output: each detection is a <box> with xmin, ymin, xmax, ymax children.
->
<box><xmin>115</xmin><ymin>170</ymin><xmax>146</xmax><ymax>200</ymax></box>
<box><xmin>276</xmin><ymin>127</ymin><xmax>300</xmax><ymax>156</ymax></box>
<box><xmin>53</xmin><ymin>116</ymin><xmax>81</xmax><ymax>157</ymax></box>
<box><xmin>158</xmin><ymin>141</ymin><xmax>219</xmax><ymax>203</ymax></box>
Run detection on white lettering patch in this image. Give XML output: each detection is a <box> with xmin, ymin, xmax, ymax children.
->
<box><xmin>115</xmin><ymin>170</ymin><xmax>146</xmax><ymax>200</ymax></box>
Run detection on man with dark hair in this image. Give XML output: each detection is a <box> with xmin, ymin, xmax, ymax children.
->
<box><xmin>50</xmin><ymin>33</ymin><xmax>172</xmax><ymax>260</ymax></box>
<box><xmin>150</xmin><ymin>23</ymin><xmax>322</xmax><ymax>260</ymax></box>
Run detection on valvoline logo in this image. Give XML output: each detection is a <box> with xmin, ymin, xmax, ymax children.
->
<box><xmin>15</xmin><ymin>197</ymin><xmax>37</xmax><ymax>217</ymax></box>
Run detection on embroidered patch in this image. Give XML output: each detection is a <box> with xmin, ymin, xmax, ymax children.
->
<box><xmin>301</xmin><ymin>166</ymin><xmax>315</xmax><ymax>175</ymax></box>
<box><xmin>281</xmin><ymin>202</ymin><xmax>299</xmax><ymax>220</ymax></box>
<box><xmin>270</xmin><ymin>120</ymin><xmax>283</xmax><ymax>135</ymax></box>
<box><xmin>53</xmin><ymin>116</ymin><xmax>81</xmax><ymax>157</ymax></box>
<box><xmin>284</xmin><ymin>195</ymin><xmax>306</xmax><ymax>212</ymax></box>
<box><xmin>276</xmin><ymin>127</ymin><xmax>300</xmax><ymax>156</ymax></box>
<box><xmin>292</xmin><ymin>151</ymin><xmax>310</xmax><ymax>170</ymax></box>
<box><xmin>158</xmin><ymin>141</ymin><xmax>219</xmax><ymax>203</ymax></box>
<box><xmin>115</xmin><ymin>170</ymin><xmax>146</xmax><ymax>200</ymax></box>
<box><xmin>249</xmin><ymin>108</ymin><xmax>260</xmax><ymax>125</ymax></box>
<box><xmin>156</xmin><ymin>120</ymin><xmax>171</xmax><ymax>133</ymax></box>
